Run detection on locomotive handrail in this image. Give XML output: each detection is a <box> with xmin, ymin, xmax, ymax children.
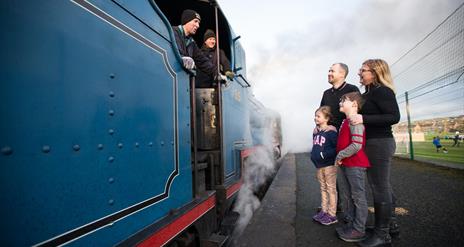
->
<box><xmin>234</xmin><ymin>66</ymin><xmax>243</xmax><ymax>72</ymax></box>
<box><xmin>236</xmin><ymin>74</ymin><xmax>251</xmax><ymax>87</ymax></box>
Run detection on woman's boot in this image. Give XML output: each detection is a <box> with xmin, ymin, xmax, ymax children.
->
<box><xmin>389</xmin><ymin>215</ymin><xmax>400</xmax><ymax>237</ymax></box>
<box><xmin>358</xmin><ymin>202</ymin><xmax>392</xmax><ymax>247</ymax></box>
<box><xmin>366</xmin><ymin>208</ymin><xmax>399</xmax><ymax>238</ymax></box>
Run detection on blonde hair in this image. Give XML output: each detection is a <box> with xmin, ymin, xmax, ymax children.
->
<box><xmin>363</xmin><ymin>59</ymin><xmax>395</xmax><ymax>93</ymax></box>
<box><xmin>315</xmin><ymin>106</ymin><xmax>332</xmax><ymax>121</ymax></box>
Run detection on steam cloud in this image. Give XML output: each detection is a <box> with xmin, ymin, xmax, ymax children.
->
<box><xmin>231</xmin><ymin>109</ymin><xmax>281</xmax><ymax>239</ymax></box>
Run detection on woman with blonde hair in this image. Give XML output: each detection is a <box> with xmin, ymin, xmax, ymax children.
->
<box><xmin>350</xmin><ymin>59</ymin><xmax>400</xmax><ymax>247</ymax></box>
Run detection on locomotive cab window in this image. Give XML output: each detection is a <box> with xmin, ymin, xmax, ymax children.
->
<box><xmin>154</xmin><ymin>0</ymin><xmax>233</xmax><ymax>69</ymax></box>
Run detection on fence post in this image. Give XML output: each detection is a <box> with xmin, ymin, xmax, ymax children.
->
<box><xmin>405</xmin><ymin>92</ymin><xmax>414</xmax><ymax>160</ymax></box>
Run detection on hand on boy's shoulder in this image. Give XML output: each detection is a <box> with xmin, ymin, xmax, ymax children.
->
<box><xmin>349</xmin><ymin>114</ymin><xmax>363</xmax><ymax>125</ymax></box>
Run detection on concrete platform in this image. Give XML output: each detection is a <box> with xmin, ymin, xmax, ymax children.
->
<box><xmin>235</xmin><ymin>153</ymin><xmax>464</xmax><ymax>247</ymax></box>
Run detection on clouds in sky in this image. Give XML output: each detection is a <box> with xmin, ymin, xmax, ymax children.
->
<box><xmin>220</xmin><ymin>0</ymin><xmax>463</xmax><ymax>152</ymax></box>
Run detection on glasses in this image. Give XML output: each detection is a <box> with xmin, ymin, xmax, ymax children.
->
<box><xmin>359</xmin><ymin>68</ymin><xmax>372</xmax><ymax>73</ymax></box>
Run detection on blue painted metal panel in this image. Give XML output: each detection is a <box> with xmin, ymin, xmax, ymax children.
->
<box><xmin>221</xmin><ymin>82</ymin><xmax>251</xmax><ymax>183</ymax></box>
<box><xmin>111</xmin><ymin>0</ymin><xmax>171</xmax><ymax>41</ymax></box>
<box><xmin>0</xmin><ymin>1</ymin><xmax>192</xmax><ymax>246</ymax></box>
<box><xmin>220</xmin><ymin>32</ymin><xmax>253</xmax><ymax>183</ymax></box>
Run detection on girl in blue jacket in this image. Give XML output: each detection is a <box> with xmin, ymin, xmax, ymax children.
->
<box><xmin>311</xmin><ymin>106</ymin><xmax>339</xmax><ymax>225</ymax></box>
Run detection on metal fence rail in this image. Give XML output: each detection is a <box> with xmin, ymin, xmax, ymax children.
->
<box><xmin>391</xmin><ymin>3</ymin><xmax>464</xmax><ymax>161</ymax></box>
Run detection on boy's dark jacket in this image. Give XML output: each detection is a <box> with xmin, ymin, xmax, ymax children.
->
<box><xmin>311</xmin><ymin>125</ymin><xmax>338</xmax><ymax>168</ymax></box>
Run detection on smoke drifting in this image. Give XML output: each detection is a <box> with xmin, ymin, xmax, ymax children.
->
<box><xmin>232</xmin><ymin>147</ymin><xmax>275</xmax><ymax>236</ymax></box>
<box><xmin>231</xmin><ymin>109</ymin><xmax>281</xmax><ymax>238</ymax></box>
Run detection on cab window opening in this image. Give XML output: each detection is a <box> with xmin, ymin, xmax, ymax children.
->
<box><xmin>154</xmin><ymin>0</ymin><xmax>232</xmax><ymax>62</ymax></box>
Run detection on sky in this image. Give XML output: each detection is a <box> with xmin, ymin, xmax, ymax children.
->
<box><xmin>218</xmin><ymin>0</ymin><xmax>464</xmax><ymax>152</ymax></box>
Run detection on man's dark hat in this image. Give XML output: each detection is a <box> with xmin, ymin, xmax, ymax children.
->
<box><xmin>181</xmin><ymin>9</ymin><xmax>201</xmax><ymax>25</ymax></box>
<box><xmin>203</xmin><ymin>29</ymin><xmax>216</xmax><ymax>42</ymax></box>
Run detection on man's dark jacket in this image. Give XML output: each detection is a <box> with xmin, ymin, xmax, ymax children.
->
<box><xmin>196</xmin><ymin>46</ymin><xmax>231</xmax><ymax>88</ymax></box>
<box><xmin>320</xmin><ymin>82</ymin><xmax>360</xmax><ymax>130</ymax></box>
<box><xmin>172</xmin><ymin>25</ymin><xmax>216</xmax><ymax>76</ymax></box>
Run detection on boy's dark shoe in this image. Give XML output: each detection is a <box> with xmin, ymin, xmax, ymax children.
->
<box><xmin>335</xmin><ymin>222</ymin><xmax>352</xmax><ymax>236</ymax></box>
<box><xmin>338</xmin><ymin>228</ymin><xmax>366</xmax><ymax>242</ymax></box>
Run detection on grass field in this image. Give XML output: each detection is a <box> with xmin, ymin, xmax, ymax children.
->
<box><xmin>396</xmin><ymin>138</ymin><xmax>464</xmax><ymax>165</ymax></box>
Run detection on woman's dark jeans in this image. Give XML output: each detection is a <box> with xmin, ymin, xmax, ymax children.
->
<box><xmin>365</xmin><ymin>138</ymin><xmax>396</xmax><ymax>205</ymax></box>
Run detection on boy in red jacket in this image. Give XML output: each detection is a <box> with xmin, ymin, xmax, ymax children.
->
<box><xmin>335</xmin><ymin>92</ymin><xmax>370</xmax><ymax>242</ymax></box>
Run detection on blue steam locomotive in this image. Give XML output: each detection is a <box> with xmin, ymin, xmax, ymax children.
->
<box><xmin>0</xmin><ymin>0</ymin><xmax>282</xmax><ymax>246</ymax></box>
